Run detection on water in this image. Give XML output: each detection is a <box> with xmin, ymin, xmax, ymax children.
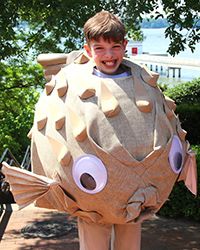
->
<box><xmin>141</xmin><ymin>28</ymin><xmax>200</xmax><ymax>85</ymax></box>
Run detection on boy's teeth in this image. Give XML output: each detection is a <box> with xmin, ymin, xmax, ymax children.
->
<box><xmin>105</xmin><ymin>61</ymin><xmax>115</xmax><ymax>66</ymax></box>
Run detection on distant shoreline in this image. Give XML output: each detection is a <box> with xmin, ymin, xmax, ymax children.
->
<box><xmin>141</xmin><ymin>18</ymin><xmax>168</xmax><ymax>29</ymax></box>
<box><xmin>141</xmin><ymin>18</ymin><xmax>200</xmax><ymax>29</ymax></box>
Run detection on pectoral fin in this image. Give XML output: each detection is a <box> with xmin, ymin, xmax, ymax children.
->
<box><xmin>178</xmin><ymin>151</ymin><xmax>197</xmax><ymax>195</ymax></box>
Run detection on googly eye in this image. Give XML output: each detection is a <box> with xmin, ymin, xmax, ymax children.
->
<box><xmin>72</xmin><ymin>154</ymin><xmax>107</xmax><ymax>194</ymax></box>
<box><xmin>169</xmin><ymin>135</ymin><xmax>184</xmax><ymax>174</ymax></box>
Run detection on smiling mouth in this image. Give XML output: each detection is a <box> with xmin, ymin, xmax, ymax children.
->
<box><xmin>103</xmin><ymin>60</ymin><xmax>117</xmax><ymax>67</ymax></box>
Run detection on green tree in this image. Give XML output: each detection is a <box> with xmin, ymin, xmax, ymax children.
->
<box><xmin>0</xmin><ymin>59</ymin><xmax>44</xmax><ymax>161</ymax></box>
<box><xmin>127</xmin><ymin>29</ymin><xmax>145</xmax><ymax>41</ymax></box>
<box><xmin>161</xmin><ymin>0</ymin><xmax>200</xmax><ymax>55</ymax></box>
<box><xmin>0</xmin><ymin>0</ymin><xmax>199</xmax><ymax>60</ymax></box>
<box><xmin>0</xmin><ymin>0</ymin><xmax>199</xmax><ymax>159</ymax></box>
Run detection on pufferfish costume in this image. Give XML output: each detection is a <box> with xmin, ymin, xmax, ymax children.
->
<box><xmin>2</xmin><ymin>51</ymin><xmax>197</xmax><ymax>224</ymax></box>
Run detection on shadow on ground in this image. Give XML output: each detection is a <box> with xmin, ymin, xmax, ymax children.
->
<box><xmin>6</xmin><ymin>211</ymin><xmax>79</xmax><ymax>250</ymax></box>
<box><xmin>142</xmin><ymin>216</ymin><xmax>200</xmax><ymax>250</ymax></box>
<box><xmin>6</xmin><ymin>211</ymin><xmax>200</xmax><ymax>250</ymax></box>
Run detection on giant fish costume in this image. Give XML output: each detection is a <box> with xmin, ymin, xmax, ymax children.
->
<box><xmin>2</xmin><ymin>51</ymin><xmax>197</xmax><ymax>224</ymax></box>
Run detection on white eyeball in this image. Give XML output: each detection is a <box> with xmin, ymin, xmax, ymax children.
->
<box><xmin>168</xmin><ymin>135</ymin><xmax>184</xmax><ymax>174</ymax></box>
<box><xmin>72</xmin><ymin>154</ymin><xmax>107</xmax><ymax>194</ymax></box>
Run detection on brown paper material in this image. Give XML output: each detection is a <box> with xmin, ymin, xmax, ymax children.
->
<box><xmin>141</xmin><ymin>66</ymin><xmax>159</xmax><ymax>87</ymax></box>
<box><xmin>178</xmin><ymin>151</ymin><xmax>197</xmax><ymax>195</ymax></box>
<box><xmin>100</xmin><ymin>81</ymin><xmax>120</xmax><ymax>117</ymax></box>
<box><xmin>3</xmin><ymin>56</ymin><xmax>197</xmax><ymax>225</ymax></box>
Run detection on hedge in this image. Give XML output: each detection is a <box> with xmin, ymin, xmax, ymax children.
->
<box><xmin>164</xmin><ymin>78</ymin><xmax>200</xmax><ymax>105</ymax></box>
<box><xmin>176</xmin><ymin>104</ymin><xmax>200</xmax><ymax>145</ymax></box>
<box><xmin>159</xmin><ymin>145</ymin><xmax>200</xmax><ymax>221</ymax></box>
<box><xmin>158</xmin><ymin>78</ymin><xmax>200</xmax><ymax>221</ymax></box>
<box><xmin>164</xmin><ymin>78</ymin><xmax>200</xmax><ymax>145</ymax></box>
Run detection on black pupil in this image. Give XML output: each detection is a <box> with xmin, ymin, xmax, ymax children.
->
<box><xmin>174</xmin><ymin>152</ymin><xmax>182</xmax><ymax>170</ymax></box>
<box><xmin>80</xmin><ymin>173</ymin><xmax>96</xmax><ymax>190</ymax></box>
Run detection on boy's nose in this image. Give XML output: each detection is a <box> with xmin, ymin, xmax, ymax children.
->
<box><xmin>104</xmin><ymin>49</ymin><xmax>114</xmax><ymax>58</ymax></box>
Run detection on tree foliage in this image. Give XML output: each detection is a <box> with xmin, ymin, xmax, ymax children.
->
<box><xmin>159</xmin><ymin>145</ymin><xmax>200</xmax><ymax>221</ymax></box>
<box><xmin>0</xmin><ymin>60</ymin><xmax>44</xmax><ymax>161</ymax></box>
<box><xmin>164</xmin><ymin>78</ymin><xmax>200</xmax><ymax>105</ymax></box>
<box><xmin>164</xmin><ymin>78</ymin><xmax>200</xmax><ymax>144</ymax></box>
<box><xmin>0</xmin><ymin>0</ymin><xmax>199</xmax><ymax>60</ymax></box>
<box><xmin>161</xmin><ymin>0</ymin><xmax>200</xmax><ymax>55</ymax></box>
<box><xmin>0</xmin><ymin>0</ymin><xmax>199</xmax><ymax>159</ymax></box>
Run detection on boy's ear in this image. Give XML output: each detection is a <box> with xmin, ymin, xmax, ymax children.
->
<box><xmin>84</xmin><ymin>44</ymin><xmax>92</xmax><ymax>58</ymax></box>
<box><xmin>123</xmin><ymin>39</ymin><xmax>128</xmax><ymax>49</ymax></box>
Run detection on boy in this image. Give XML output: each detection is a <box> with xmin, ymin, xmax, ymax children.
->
<box><xmin>2</xmin><ymin>10</ymin><xmax>197</xmax><ymax>250</ymax></box>
<box><xmin>79</xmin><ymin>11</ymin><xmax>141</xmax><ymax>250</ymax></box>
<box><xmin>37</xmin><ymin>11</ymin><xmax>142</xmax><ymax>250</ymax></box>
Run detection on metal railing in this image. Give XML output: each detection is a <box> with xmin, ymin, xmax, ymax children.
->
<box><xmin>0</xmin><ymin>148</ymin><xmax>21</xmax><ymax>203</ymax></box>
<box><xmin>0</xmin><ymin>148</ymin><xmax>21</xmax><ymax>168</ymax></box>
<box><xmin>0</xmin><ymin>203</ymin><xmax>12</xmax><ymax>241</ymax></box>
<box><xmin>0</xmin><ymin>146</ymin><xmax>31</xmax><ymax>201</ymax></box>
<box><xmin>21</xmin><ymin>145</ymin><xmax>31</xmax><ymax>171</ymax></box>
<box><xmin>0</xmin><ymin>146</ymin><xmax>31</xmax><ymax>240</ymax></box>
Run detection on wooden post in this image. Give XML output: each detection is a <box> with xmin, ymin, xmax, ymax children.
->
<box><xmin>178</xmin><ymin>68</ymin><xmax>181</xmax><ymax>78</ymax></box>
<box><xmin>167</xmin><ymin>66</ymin><xmax>181</xmax><ymax>78</ymax></box>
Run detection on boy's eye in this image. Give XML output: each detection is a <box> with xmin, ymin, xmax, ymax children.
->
<box><xmin>95</xmin><ymin>47</ymin><xmax>103</xmax><ymax>50</ymax></box>
<box><xmin>113</xmin><ymin>45</ymin><xmax>121</xmax><ymax>49</ymax></box>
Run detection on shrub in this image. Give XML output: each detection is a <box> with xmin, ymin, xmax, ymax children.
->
<box><xmin>176</xmin><ymin>104</ymin><xmax>200</xmax><ymax>144</ymax></box>
<box><xmin>159</xmin><ymin>145</ymin><xmax>200</xmax><ymax>221</ymax></box>
<box><xmin>164</xmin><ymin>78</ymin><xmax>200</xmax><ymax>105</ymax></box>
<box><xmin>158</xmin><ymin>78</ymin><xmax>200</xmax><ymax>220</ymax></box>
<box><xmin>164</xmin><ymin>78</ymin><xmax>200</xmax><ymax>145</ymax></box>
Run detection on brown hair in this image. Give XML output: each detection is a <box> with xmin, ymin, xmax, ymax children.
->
<box><xmin>83</xmin><ymin>11</ymin><xmax>126</xmax><ymax>45</ymax></box>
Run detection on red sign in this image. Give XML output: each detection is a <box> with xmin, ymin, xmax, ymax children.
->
<box><xmin>132</xmin><ymin>47</ymin><xmax>138</xmax><ymax>55</ymax></box>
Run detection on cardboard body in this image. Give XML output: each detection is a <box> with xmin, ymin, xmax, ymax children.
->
<box><xmin>2</xmin><ymin>54</ymin><xmax>197</xmax><ymax>224</ymax></box>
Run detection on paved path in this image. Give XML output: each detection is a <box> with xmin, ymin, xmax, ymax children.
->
<box><xmin>1</xmin><ymin>204</ymin><xmax>200</xmax><ymax>250</ymax></box>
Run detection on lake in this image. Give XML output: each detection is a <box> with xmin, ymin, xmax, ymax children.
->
<box><xmin>141</xmin><ymin>28</ymin><xmax>200</xmax><ymax>84</ymax></box>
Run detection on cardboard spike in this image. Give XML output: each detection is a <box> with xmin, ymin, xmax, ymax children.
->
<box><xmin>178</xmin><ymin>128</ymin><xmax>187</xmax><ymax>141</ymax></box>
<box><xmin>27</xmin><ymin>128</ymin><xmax>33</xmax><ymax>139</ymax></box>
<box><xmin>37</xmin><ymin>53</ymin><xmax>67</xmax><ymax>67</ymax></box>
<box><xmin>47</xmin><ymin>137</ymin><xmax>71</xmax><ymax>166</ymax></box>
<box><xmin>163</xmin><ymin>102</ymin><xmax>174</xmax><ymax>120</ymax></box>
<box><xmin>141</xmin><ymin>66</ymin><xmax>159</xmax><ymax>87</ymax></box>
<box><xmin>72</xmin><ymin>75</ymin><xmax>96</xmax><ymax>100</ymax></box>
<box><xmin>44</xmin><ymin>64</ymin><xmax>65</xmax><ymax>80</ymax></box>
<box><xmin>100</xmin><ymin>81</ymin><xmax>120</xmax><ymax>117</ymax></box>
<box><xmin>68</xmin><ymin>107</ymin><xmax>87</xmax><ymax>142</ymax></box>
<box><xmin>134</xmin><ymin>76</ymin><xmax>153</xmax><ymax>113</ymax></box>
<box><xmin>57</xmin><ymin>85</ymin><xmax>68</xmax><ymax>97</ymax></box>
<box><xmin>47</xmin><ymin>98</ymin><xmax>65</xmax><ymax>125</ymax></box>
<box><xmin>45</xmin><ymin>77</ymin><xmax>56</xmax><ymax>95</ymax></box>
<box><xmin>45</xmin><ymin>75</ymin><xmax>53</xmax><ymax>82</ymax></box>
<box><xmin>58</xmin><ymin>147</ymin><xmax>72</xmax><ymax>167</ymax></box>
<box><xmin>37</xmin><ymin>116</ymin><xmax>47</xmax><ymax>130</ymax></box>
<box><xmin>177</xmin><ymin>119</ymin><xmax>187</xmax><ymax>141</ymax></box>
<box><xmin>79</xmin><ymin>88</ymin><xmax>95</xmax><ymax>99</ymax></box>
<box><xmin>56</xmin><ymin>69</ymin><xmax>68</xmax><ymax>97</ymax></box>
<box><xmin>55</xmin><ymin>116</ymin><xmax>66</xmax><ymax>130</ymax></box>
<box><xmin>136</xmin><ymin>100</ymin><xmax>152</xmax><ymax>113</ymax></box>
<box><xmin>74</xmin><ymin>52</ymin><xmax>90</xmax><ymax>64</ymax></box>
<box><xmin>153</xmin><ymin>102</ymin><xmax>173</xmax><ymax>149</ymax></box>
<box><xmin>164</xmin><ymin>95</ymin><xmax>176</xmax><ymax>111</ymax></box>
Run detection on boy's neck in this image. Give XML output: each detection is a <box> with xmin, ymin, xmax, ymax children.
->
<box><xmin>93</xmin><ymin>64</ymin><xmax>131</xmax><ymax>78</ymax></box>
<box><xmin>95</xmin><ymin>64</ymin><xmax>130</xmax><ymax>75</ymax></box>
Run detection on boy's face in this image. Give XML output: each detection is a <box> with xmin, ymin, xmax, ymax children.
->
<box><xmin>84</xmin><ymin>37</ymin><xmax>127</xmax><ymax>75</ymax></box>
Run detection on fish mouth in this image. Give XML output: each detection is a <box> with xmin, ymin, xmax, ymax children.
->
<box><xmin>125</xmin><ymin>185</ymin><xmax>159</xmax><ymax>223</ymax></box>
